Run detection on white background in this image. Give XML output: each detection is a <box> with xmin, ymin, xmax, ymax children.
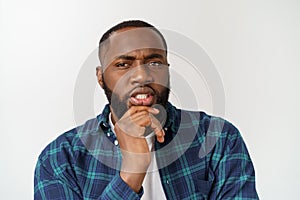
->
<box><xmin>1</xmin><ymin>0</ymin><xmax>300</xmax><ymax>199</ymax></box>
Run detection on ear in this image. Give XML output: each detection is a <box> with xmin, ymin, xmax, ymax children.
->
<box><xmin>96</xmin><ymin>66</ymin><xmax>104</xmax><ymax>88</ymax></box>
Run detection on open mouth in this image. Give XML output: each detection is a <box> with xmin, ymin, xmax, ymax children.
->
<box><xmin>129</xmin><ymin>87</ymin><xmax>155</xmax><ymax>106</ymax></box>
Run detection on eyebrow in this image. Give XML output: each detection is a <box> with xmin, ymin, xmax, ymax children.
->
<box><xmin>144</xmin><ymin>53</ymin><xmax>164</xmax><ymax>61</ymax></box>
<box><xmin>115</xmin><ymin>55</ymin><xmax>136</xmax><ymax>61</ymax></box>
<box><xmin>114</xmin><ymin>53</ymin><xmax>164</xmax><ymax>61</ymax></box>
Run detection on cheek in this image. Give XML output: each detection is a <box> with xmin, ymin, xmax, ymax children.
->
<box><xmin>152</xmin><ymin>76</ymin><xmax>170</xmax><ymax>95</ymax></box>
<box><xmin>153</xmin><ymin>71</ymin><xmax>169</xmax><ymax>88</ymax></box>
<box><xmin>103</xmin><ymin>75</ymin><xmax>115</xmax><ymax>92</ymax></box>
<box><xmin>104</xmin><ymin>72</ymin><xmax>130</xmax><ymax>96</ymax></box>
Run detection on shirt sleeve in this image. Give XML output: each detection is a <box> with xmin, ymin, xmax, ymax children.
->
<box><xmin>34</xmin><ymin>157</ymin><xmax>83</xmax><ymax>200</ymax></box>
<box><xmin>210</xmin><ymin>129</ymin><xmax>259</xmax><ymax>199</ymax></box>
<box><xmin>34</xmin><ymin>150</ymin><xmax>143</xmax><ymax>200</ymax></box>
<box><xmin>99</xmin><ymin>173</ymin><xmax>144</xmax><ymax>200</ymax></box>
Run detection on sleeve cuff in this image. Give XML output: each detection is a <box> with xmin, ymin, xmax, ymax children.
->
<box><xmin>99</xmin><ymin>172</ymin><xmax>143</xmax><ymax>199</ymax></box>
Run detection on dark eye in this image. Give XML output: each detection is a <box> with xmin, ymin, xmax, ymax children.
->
<box><xmin>115</xmin><ymin>62</ymin><xmax>130</xmax><ymax>68</ymax></box>
<box><xmin>148</xmin><ymin>61</ymin><xmax>163</xmax><ymax>67</ymax></box>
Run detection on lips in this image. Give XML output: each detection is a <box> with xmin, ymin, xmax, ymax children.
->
<box><xmin>129</xmin><ymin>87</ymin><xmax>155</xmax><ymax>106</ymax></box>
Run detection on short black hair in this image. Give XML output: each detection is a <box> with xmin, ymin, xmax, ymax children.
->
<box><xmin>98</xmin><ymin>20</ymin><xmax>167</xmax><ymax>65</ymax></box>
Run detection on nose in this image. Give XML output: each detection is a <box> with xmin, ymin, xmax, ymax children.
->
<box><xmin>130</xmin><ymin>62</ymin><xmax>153</xmax><ymax>86</ymax></box>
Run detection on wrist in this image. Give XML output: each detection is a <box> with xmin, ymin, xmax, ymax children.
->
<box><xmin>120</xmin><ymin>171</ymin><xmax>146</xmax><ymax>193</ymax></box>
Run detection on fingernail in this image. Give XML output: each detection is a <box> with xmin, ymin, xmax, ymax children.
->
<box><xmin>159</xmin><ymin>137</ymin><xmax>164</xmax><ymax>143</ymax></box>
<box><xmin>152</xmin><ymin>108</ymin><xmax>159</xmax><ymax>113</ymax></box>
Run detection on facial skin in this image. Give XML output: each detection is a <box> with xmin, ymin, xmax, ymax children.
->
<box><xmin>97</xmin><ymin>27</ymin><xmax>170</xmax><ymax>124</ymax></box>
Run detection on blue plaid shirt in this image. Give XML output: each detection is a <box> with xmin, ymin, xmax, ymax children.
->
<box><xmin>34</xmin><ymin>102</ymin><xmax>259</xmax><ymax>199</ymax></box>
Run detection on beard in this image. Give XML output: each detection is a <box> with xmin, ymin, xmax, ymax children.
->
<box><xmin>102</xmin><ymin>74</ymin><xmax>170</xmax><ymax>122</ymax></box>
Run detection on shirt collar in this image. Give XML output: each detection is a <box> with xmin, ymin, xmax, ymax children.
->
<box><xmin>96</xmin><ymin>104</ymin><xmax>111</xmax><ymax>131</ymax></box>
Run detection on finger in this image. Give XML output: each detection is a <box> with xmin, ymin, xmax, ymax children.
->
<box><xmin>149</xmin><ymin>115</ymin><xmax>165</xmax><ymax>143</ymax></box>
<box><xmin>125</xmin><ymin>111</ymin><xmax>152</xmax><ymax>128</ymax></box>
<box><xmin>128</xmin><ymin>111</ymin><xmax>149</xmax><ymax>120</ymax></box>
<box><xmin>116</xmin><ymin>109</ymin><xmax>154</xmax><ymax>138</ymax></box>
<box><xmin>115</xmin><ymin>121</ymin><xmax>146</xmax><ymax>137</ymax></box>
<box><xmin>153</xmin><ymin>127</ymin><xmax>164</xmax><ymax>138</ymax></box>
<box><xmin>130</xmin><ymin>112</ymin><xmax>164</xmax><ymax>132</ymax></box>
<box><xmin>130</xmin><ymin>114</ymin><xmax>152</xmax><ymax>127</ymax></box>
<box><xmin>128</xmin><ymin>114</ymin><xmax>164</xmax><ymax>139</ymax></box>
<box><xmin>155</xmin><ymin>128</ymin><xmax>165</xmax><ymax>143</ymax></box>
<box><xmin>123</xmin><ymin>106</ymin><xmax>159</xmax><ymax>118</ymax></box>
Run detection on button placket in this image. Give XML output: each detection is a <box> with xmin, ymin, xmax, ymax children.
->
<box><xmin>114</xmin><ymin>140</ymin><xmax>119</xmax><ymax>146</ymax></box>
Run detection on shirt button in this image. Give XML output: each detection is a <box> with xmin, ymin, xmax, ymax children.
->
<box><xmin>166</xmin><ymin>180</ymin><xmax>170</xmax><ymax>184</ymax></box>
<box><xmin>107</xmin><ymin>132</ymin><xmax>110</xmax><ymax>137</ymax></box>
<box><xmin>114</xmin><ymin>140</ymin><xmax>119</xmax><ymax>146</ymax></box>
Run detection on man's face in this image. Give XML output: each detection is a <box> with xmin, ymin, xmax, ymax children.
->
<box><xmin>98</xmin><ymin>27</ymin><xmax>170</xmax><ymax>120</ymax></box>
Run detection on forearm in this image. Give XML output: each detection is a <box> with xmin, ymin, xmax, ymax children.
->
<box><xmin>120</xmin><ymin>171</ymin><xmax>146</xmax><ymax>193</ymax></box>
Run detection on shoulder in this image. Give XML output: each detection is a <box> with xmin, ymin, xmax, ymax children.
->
<box><xmin>35</xmin><ymin>116</ymin><xmax>101</xmax><ymax>176</ymax></box>
<box><xmin>172</xmin><ymin>105</ymin><xmax>240</xmax><ymax>138</ymax></box>
<box><xmin>179</xmin><ymin>108</ymin><xmax>250</xmax><ymax>166</ymax></box>
<box><xmin>175</xmin><ymin>107</ymin><xmax>243</xmax><ymax>152</ymax></box>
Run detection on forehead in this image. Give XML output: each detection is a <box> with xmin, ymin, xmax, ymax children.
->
<box><xmin>101</xmin><ymin>27</ymin><xmax>166</xmax><ymax>65</ymax></box>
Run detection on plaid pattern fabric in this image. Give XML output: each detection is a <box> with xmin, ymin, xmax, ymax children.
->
<box><xmin>34</xmin><ymin>102</ymin><xmax>259</xmax><ymax>199</ymax></box>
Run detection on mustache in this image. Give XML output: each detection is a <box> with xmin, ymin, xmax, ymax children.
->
<box><xmin>123</xmin><ymin>84</ymin><xmax>157</xmax><ymax>98</ymax></box>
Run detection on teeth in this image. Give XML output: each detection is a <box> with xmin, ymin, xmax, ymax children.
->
<box><xmin>135</xmin><ymin>94</ymin><xmax>148</xmax><ymax>99</ymax></box>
